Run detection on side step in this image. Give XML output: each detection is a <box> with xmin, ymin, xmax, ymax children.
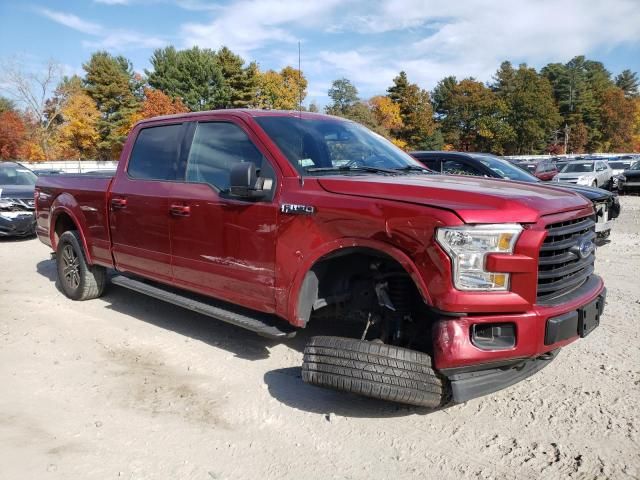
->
<box><xmin>110</xmin><ymin>275</ymin><xmax>296</xmax><ymax>339</ymax></box>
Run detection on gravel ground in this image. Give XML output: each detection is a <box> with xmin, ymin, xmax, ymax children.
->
<box><xmin>1</xmin><ymin>197</ymin><xmax>639</xmax><ymax>480</ymax></box>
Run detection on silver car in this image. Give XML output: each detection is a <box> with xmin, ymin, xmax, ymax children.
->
<box><xmin>552</xmin><ymin>160</ymin><xmax>613</xmax><ymax>189</ymax></box>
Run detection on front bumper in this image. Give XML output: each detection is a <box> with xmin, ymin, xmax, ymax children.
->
<box><xmin>0</xmin><ymin>213</ymin><xmax>37</xmax><ymax>237</ymax></box>
<box><xmin>432</xmin><ymin>275</ymin><xmax>605</xmax><ymax>400</ymax></box>
<box><xmin>446</xmin><ymin>350</ymin><xmax>559</xmax><ymax>403</ymax></box>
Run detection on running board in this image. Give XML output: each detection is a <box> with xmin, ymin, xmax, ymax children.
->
<box><xmin>110</xmin><ymin>275</ymin><xmax>296</xmax><ymax>339</ymax></box>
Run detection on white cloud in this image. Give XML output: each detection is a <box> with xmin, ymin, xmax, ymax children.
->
<box><xmin>37</xmin><ymin>8</ymin><xmax>103</xmax><ymax>35</ymax></box>
<box><xmin>180</xmin><ymin>0</ymin><xmax>342</xmax><ymax>56</ymax></box>
<box><xmin>83</xmin><ymin>32</ymin><xmax>166</xmax><ymax>50</ymax></box>
<box><xmin>36</xmin><ymin>7</ymin><xmax>167</xmax><ymax>51</ymax></box>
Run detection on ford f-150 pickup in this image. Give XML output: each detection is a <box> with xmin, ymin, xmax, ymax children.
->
<box><xmin>35</xmin><ymin>110</ymin><xmax>606</xmax><ymax>408</ymax></box>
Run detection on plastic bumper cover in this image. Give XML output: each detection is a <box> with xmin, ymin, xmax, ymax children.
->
<box><xmin>445</xmin><ymin>349</ymin><xmax>559</xmax><ymax>404</ymax></box>
<box><xmin>432</xmin><ymin>275</ymin><xmax>605</xmax><ymax>371</ymax></box>
<box><xmin>0</xmin><ymin>213</ymin><xmax>36</xmax><ymax>237</ymax></box>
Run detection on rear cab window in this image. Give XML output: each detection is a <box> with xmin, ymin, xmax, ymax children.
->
<box><xmin>127</xmin><ymin>124</ymin><xmax>183</xmax><ymax>181</ymax></box>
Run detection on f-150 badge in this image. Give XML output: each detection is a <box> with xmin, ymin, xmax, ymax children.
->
<box><xmin>281</xmin><ymin>204</ymin><xmax>315</xmax><ymax>215</ymax></box>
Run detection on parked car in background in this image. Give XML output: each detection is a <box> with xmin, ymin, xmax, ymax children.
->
<box><xmin>33</xmin><ymin>168</ymin><xmax>66</xmax><ymax>176</ymax></box>
<box><xmin>520</xmin><ymin>159</ymin><xmax>558</xmax><ymax>181</ymax></box>
<box><xmin>608</xmin><ymin>157</ymin><xmax>636</xmax><ymax>190</ymax></box>
<box><xmin>410</xmin><ymin>151</ymin><xmax>620</xmax><ymax>239</ymax></box>
<box><xmin>618</xmin><ymin>161</ymin><xmax>640</xmax><ymax>194</ymax></box>
<box><xmin>0</xmin><ymin>162</ymin><xmax>37</xmax><ymax>237</ymax></box>
<box><xmin>553</xmin><ymin>160</ymin><xmax>613</xmax><ymax>189</ymax></box>
<box><xmin>555</xmin><ymin>159</ymin><xmax>570</xmax><ymax>172</ymax></box>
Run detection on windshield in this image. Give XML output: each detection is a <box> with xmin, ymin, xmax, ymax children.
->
<box><xmin>0</xmin><ymin>164</ymin><xmax>37</xmax><ymax>186</ymax></box>
<box><xmin>470</xmin><ymin>154</ymin><xmax>538</xmax><ymax>182</ymax></box>
<box><xmin>609</xmin><ymin>161</ymin><xmax>632</xmax><ymax>170</ymax></box>
<box><xmin>255</xmin><ymin>116</ymin><xmax>424</xmax><ymax>175</ymax></box>
<box><xmin>631</xmin><ymin>161</ymin><xmax>640</xmax><ymax>171</ymax></box>
<box><xmin>561</xmin><ymin>162</ymin><xmax>595</xmax><ymax>173</ymax></box>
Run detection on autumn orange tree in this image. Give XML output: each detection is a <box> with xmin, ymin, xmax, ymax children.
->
<box><xmin>599</xmin><ymin>87</ymin><xmax>636</xmax><ymax>152</ymax></box>
<box><xmin>56</xmin><ymin>90</ymin><xmax>101</xmax><ymax>159</ymax></box>
<box><xmin>120</xmin><ymin>87</ymin><xmax>190</xmax><ymax>137</ymax></box>
<box><xmin>256</xmin><ymin>67</ymin><xmax>307</xmax><ymax>110</ymax></box>
<box><xmin>0</xmin><ymin>111</ymin><xmax>26</xmax><ymax>160</ymax></box>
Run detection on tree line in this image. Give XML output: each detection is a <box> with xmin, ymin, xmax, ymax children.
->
<box><xmin>326</xmin><ymin>58</ymin><xmax>639</xmax><ymax>154</ymax></box>
<box><xmin>0</xmin><ymin>46</ymin><xmax>307</xmax><ymax>161</ymax></box>
<box><xmin>0</xmin><ymin>47</ymin><xmax>638</xmax><ymax>161</ymax></box>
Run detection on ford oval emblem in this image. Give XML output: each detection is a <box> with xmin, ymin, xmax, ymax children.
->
<box><xmin>578</xmin><ymin>238</ymin><xmax>594</xmax><ymax>259</ymax></box>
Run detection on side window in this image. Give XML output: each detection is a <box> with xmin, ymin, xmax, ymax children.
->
<box><xmin>186</xmin><ymin>122</ymin><xmax>269</xmax><ymax>191</ymax></box>
<box><xmin>416</xmin><ymin>157</ymin><xmax>438</xmax><ymax>170</ymax></box>
<box><xmin>128</xmin><ymin>124</ymin><xmax>182</xmax><ymax>181</ymax></box>
<box><xmin>442</xmin><ymin>160</ymin><xmax>481</xmax><ymax>176</ymax></box>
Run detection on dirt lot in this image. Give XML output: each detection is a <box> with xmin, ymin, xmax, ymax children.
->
<box><xmin>1</xmin><ymin>197</ymin><xmax>639</xmax><ymax>480</ymax></box>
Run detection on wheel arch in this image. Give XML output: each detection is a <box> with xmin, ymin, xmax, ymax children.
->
<box><xmin>50</xmin><ymin>202</ymin><xmax>92</xmax><ymax>264</ymax></box>
<box><xmin>287</xmin><ymin>238</ymin><xmax>432</xmax><ymax>328</ymax></box>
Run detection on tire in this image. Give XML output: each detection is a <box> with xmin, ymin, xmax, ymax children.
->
<box><xmin>56</xmin><ymin>230</ymin><xmax>106</xmax><ymax>301</ymax></box>
<box><xmin>302</xmin><ymin>336</ymin><xmax>448</xmax><ymax>408</ymax></box>
<box><xmin>591</xmin><ymin>180</ymin><xmax>597</xmax><ymax>187</ymax></box>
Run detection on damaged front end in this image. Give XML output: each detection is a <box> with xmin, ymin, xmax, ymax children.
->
<box><xmin>0</xmin><ymin>197</ymin><xmax>36</xmax><ymax>237</ymax></box>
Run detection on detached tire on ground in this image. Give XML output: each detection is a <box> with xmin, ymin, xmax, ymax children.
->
<box><xmin>56</xmin><ymin>230</ymin><xmax>107</xmax><ymax>301</ymax></box>
<box><xmin>302</xmin><ymin>336</ymin><xmax>448</xmax><ymax>408</ymax></box>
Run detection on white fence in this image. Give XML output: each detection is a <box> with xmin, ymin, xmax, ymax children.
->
<box><xmin>504</xmin><ymin>153</ymin><xmax>628</xmax><ymax>161</ymax></box>
<box><xmin>21</xmin><ymin>160</ymin><xmax>118</xmax><ymax>173</ymax></box>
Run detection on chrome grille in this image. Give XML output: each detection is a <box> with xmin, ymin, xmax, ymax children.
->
<box><xmin>537</xmin><ymin>215</ymin><xmax>596</xmax><ymax>302</ymax></box>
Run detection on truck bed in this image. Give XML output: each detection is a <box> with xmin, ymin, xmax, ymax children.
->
<box><xmin>35</xmin><ymin>174</ymin><xmax>115</xmax><ymax>267</ymax></box>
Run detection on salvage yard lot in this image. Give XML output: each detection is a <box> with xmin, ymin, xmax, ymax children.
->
<box><xmin>1</xmin><ymin>197</ymin><xmax>639</xmax><ymax>480</ymax></box>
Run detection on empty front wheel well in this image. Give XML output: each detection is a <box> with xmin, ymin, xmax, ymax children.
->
<box><xmin>296</xmin><ymin>248</ymin><xmax>428</xmax><ymax>326</ymax></box>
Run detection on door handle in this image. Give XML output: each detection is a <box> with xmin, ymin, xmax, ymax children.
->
<box><xmin>111</xmin><ymin>198</ymin><xmax>127</xmax><ymax>209</ymax></box>
<box><xmin>169</xmin><ymin>204</ymin><xmax>191</xmax><ymax>217</ymax></box>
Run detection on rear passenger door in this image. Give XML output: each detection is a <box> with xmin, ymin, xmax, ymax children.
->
<box><xmin>110</xmin><ymin>122</ymin><xmax>186</xmax><ymax>282</ymax></box>
<box><xmin>169</xmin><ymin>119</ymin><xmax>279</xmax><ymax>312</ymax></box>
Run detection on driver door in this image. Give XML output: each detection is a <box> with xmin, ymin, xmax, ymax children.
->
<box><xmin>169</xmin><ymin>119</ymin><xmax>279</xmax><ymax>312</ymax></box>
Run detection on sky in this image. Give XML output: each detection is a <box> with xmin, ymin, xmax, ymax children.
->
<box><xmin>1</xmin><ymin>0</ymin><xmax>640</xmax><ymax>107</ymax></box>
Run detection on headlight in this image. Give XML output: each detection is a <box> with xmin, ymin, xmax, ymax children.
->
<box><xmin>552</xmin><ymin>175</ymin><xmax>559</xmax><ymax>181</ymax></box>
<box><xmin>436</xmin><ymin>224</ymin><xmax>523</xmax><ymax>291</ymax></box>
<box><xmin>618</xmin><ymin>174</ymin><xmax>626</xmax><ymax>182</ymax></box>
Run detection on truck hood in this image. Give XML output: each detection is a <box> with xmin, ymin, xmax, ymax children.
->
<box><xmin>317</xmin><ymin>174</ymin><xmax>591</xmax><ymax>223</ymax></box>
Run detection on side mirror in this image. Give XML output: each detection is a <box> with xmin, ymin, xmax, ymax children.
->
<box><xmin>229</xmin><ymin>162</ymin><xmax>266</xmax><ymax>199</ymax></box>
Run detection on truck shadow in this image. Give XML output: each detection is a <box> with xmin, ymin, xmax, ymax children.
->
<box><xmin>36</xmin><ymin>259</ymin><xmax>282</xmax><ymax>361</ymax></box>
<box><xmin>35</xmin><ymin>258</ymin><xmax>443</xmax><ymax>418</ymax></box>
<box><xmin>263</xmin><ymin>367</ymin><xmax>443</xmax><ymax>418</ymax></box>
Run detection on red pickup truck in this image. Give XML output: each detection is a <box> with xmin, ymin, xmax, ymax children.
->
<box><xmin>35</xmin><ymin>110</ymin><xmax>605</xmax><ymax>407</ymax></box>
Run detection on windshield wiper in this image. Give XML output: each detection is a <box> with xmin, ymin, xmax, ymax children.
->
<box><xmin>305</xmin><ymin>165</ymin><xmax>398</xmax><ymax>175</ymax></box>
<box><xmin>394</xmin><ymin>165</ymin><xmax>434</xmax><ymax>174</ymax></box>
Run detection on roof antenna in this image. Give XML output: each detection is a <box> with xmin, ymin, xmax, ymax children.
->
<box><xmin>298</xmin><ymin>40</ymin><xmax>304</xmax><ymax>186</ymax></box>
<box><xmin>298</xmin><ymin>40</ymin><xmax>302</xmax><ymax>116</ymax></box>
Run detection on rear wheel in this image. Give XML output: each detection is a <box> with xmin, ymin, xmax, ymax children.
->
<box><xmin>56</xmin><ymin>230</ymin><xmax>106</xmax><ymax>300</ymax></box>
<box><xmin>302</xmin><ymin>336</ymin><xmax>448</xmax><ymax>408</ymax></box>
